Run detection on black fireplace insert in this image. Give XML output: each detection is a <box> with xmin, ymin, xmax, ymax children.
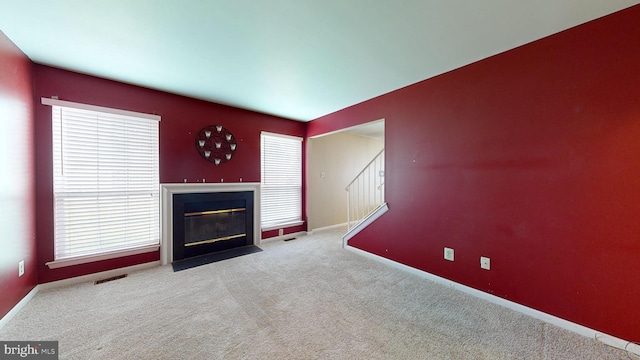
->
<box><xmin>172</xmin><ymin>191</ymin><xmax>254</xmax><ymax>261</ymax></box>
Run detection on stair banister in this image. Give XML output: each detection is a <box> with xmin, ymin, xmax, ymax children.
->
<box><xmin>345</xmin><ymin>148</ymin><xmax>385</xmax><ymax>231</ymax></box>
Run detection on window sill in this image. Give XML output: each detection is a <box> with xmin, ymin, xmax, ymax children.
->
<box><xmin>45</xmin><ymin>245</ymin><xmax>159</xmax><ymax>269</ymax></box>
<box><xmin>262</xmin><ymin>220</ymin><xmax>305</xmax><ymax>232</ymax></box>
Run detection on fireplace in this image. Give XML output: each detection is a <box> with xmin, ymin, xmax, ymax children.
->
<box><xmin>172</xmin><ymin>191</ymin><xmax>253</xmax><ymax>261</ymax></box>
<box><xmin>160</xmin><ymin>183</ymin><xmax>261</xmax><ymax>265</ymax></box>
<box><xmin>184</xmin><ymin>207</ymin><xmax>246</xmax><ymax>247</ymax></box>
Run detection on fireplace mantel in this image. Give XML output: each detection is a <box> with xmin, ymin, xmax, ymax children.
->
<box><xmin>160</xmin><ymin>183</ymin><xmax>261</xmax><ymax>265</ymax></box>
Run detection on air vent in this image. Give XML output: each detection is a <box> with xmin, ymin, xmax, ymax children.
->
<box><xmin>94</xmin><ymin>274</ymin><xmax>127</xmax><ymax>285</ymax></box>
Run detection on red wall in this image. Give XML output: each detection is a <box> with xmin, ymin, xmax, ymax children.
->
<box><xmin>308</xmin><ymin>5</ymin><xmax>640</xmax><ymax>342</ymax></box>
<box><xmin>33</xmin><ymin>65</ymin><xmax>306</xmax><ymax>283</ymax></box>
<box><xmin>0</xmin><ymin>31</ymin><xmax>37</xmax><ymax>319</ymax></box>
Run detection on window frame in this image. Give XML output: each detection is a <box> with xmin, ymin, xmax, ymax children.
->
<box><xmin>42</xmin><ymin>98</ymin><xmax>161</xmax><ymax>269</ymax></box>
<box><xmin>260</xmin><ymin>131</ymin><xmax>304</xmax><ymax>231</ymax></box>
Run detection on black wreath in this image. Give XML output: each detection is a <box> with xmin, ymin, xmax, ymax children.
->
<box><xmin>194</xmin><ymin>125</ymin><xmax>237</xmax><ymax>165</ymax></box>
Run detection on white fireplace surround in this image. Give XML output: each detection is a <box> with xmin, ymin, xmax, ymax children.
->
<box><xmin>160</xmin><ymin>183</ymin><xmax>261</xmax><ymax>265</ymax></box>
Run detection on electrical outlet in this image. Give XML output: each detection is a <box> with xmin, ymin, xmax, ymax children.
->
<box><xmin>278</xmin><ymin>228</ymin><xmax>284</xmax><ymax>236</ymax></box>
<box><xmin>444</xmin><ymin>247</ymin><xmax>454</xmax><ymax>261</ymax></box>
<box><xmin>18</xmin><ymin>260</ymin><xmax>25</xmax><ymax>277</ymax></box>
<box><xmin>480</xmin><ymin>256</ymin><xmax>491</xmax><ymax>270</ymax></box>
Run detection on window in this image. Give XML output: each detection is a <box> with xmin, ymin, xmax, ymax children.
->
<box><xmin>43</xmin><ymin>98</ymin><xmax>160</xmax><ymax>268</ymax></box>
<box><xmin>260</xmin><ymin>132</ymin><xmax>303</xmax><ymax>229</ymax></box>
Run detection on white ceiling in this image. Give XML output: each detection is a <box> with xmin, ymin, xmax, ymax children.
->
<box><xmin>1</xmin><ymin>1</ymin><xmax>638</xmax><ymax>121</ymax></box>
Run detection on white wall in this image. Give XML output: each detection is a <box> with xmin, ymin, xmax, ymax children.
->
<box><xmin>307</xmin><ymin>132</ymin><xmax>383</xmax><ymax>230</ymax></box>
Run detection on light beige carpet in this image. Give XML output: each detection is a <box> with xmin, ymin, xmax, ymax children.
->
<box><xmin>0</xmin><ymin>227</ymin><xmax>629</xmax><ymax>359</ymax></box>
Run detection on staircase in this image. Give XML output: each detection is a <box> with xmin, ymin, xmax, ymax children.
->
<box><xmin>344</xmin><ymin>149</ymin><xmax>388</xmax><ymax>244</ymax></box>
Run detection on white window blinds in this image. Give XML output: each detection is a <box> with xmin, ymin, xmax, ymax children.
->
<box><xmin>260</xmin><ymin>132</ymin><xmax>302</xmax><ymax>228</ymax></box>
<box><xmin>45</xmin><ymin>99</ymin><xmax>160</xmax><ymax>261</ymax></box>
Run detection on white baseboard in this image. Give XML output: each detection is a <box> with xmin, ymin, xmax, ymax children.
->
<box><xmin>39</xmin><ymin>261</ymin><xmax>161</xmax><ymax>291</ymax></box>
<box><xmin>0</xmin><ymin>285</ymin><xmax>40</xmax><ymax>330</ymax></box>
<box><xmin>308</xmin><ymin>222</ymin><xmax>348</xmax><ymax>234</ymax></box>
<box><xmin>261</xmin><ymin>231</ymin><xmax>307</xmax><ymax>243</ymax></box>
<box><xmin>344</xmin><ymin>244</ymin><xmax>639</xmax><ymax>356</ymax></box>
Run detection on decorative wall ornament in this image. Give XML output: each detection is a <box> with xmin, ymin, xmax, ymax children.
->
<box><xmin>195</xmin><ymin>125</ymin><xmax>237</xmax><ymax>165</ymax></box>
